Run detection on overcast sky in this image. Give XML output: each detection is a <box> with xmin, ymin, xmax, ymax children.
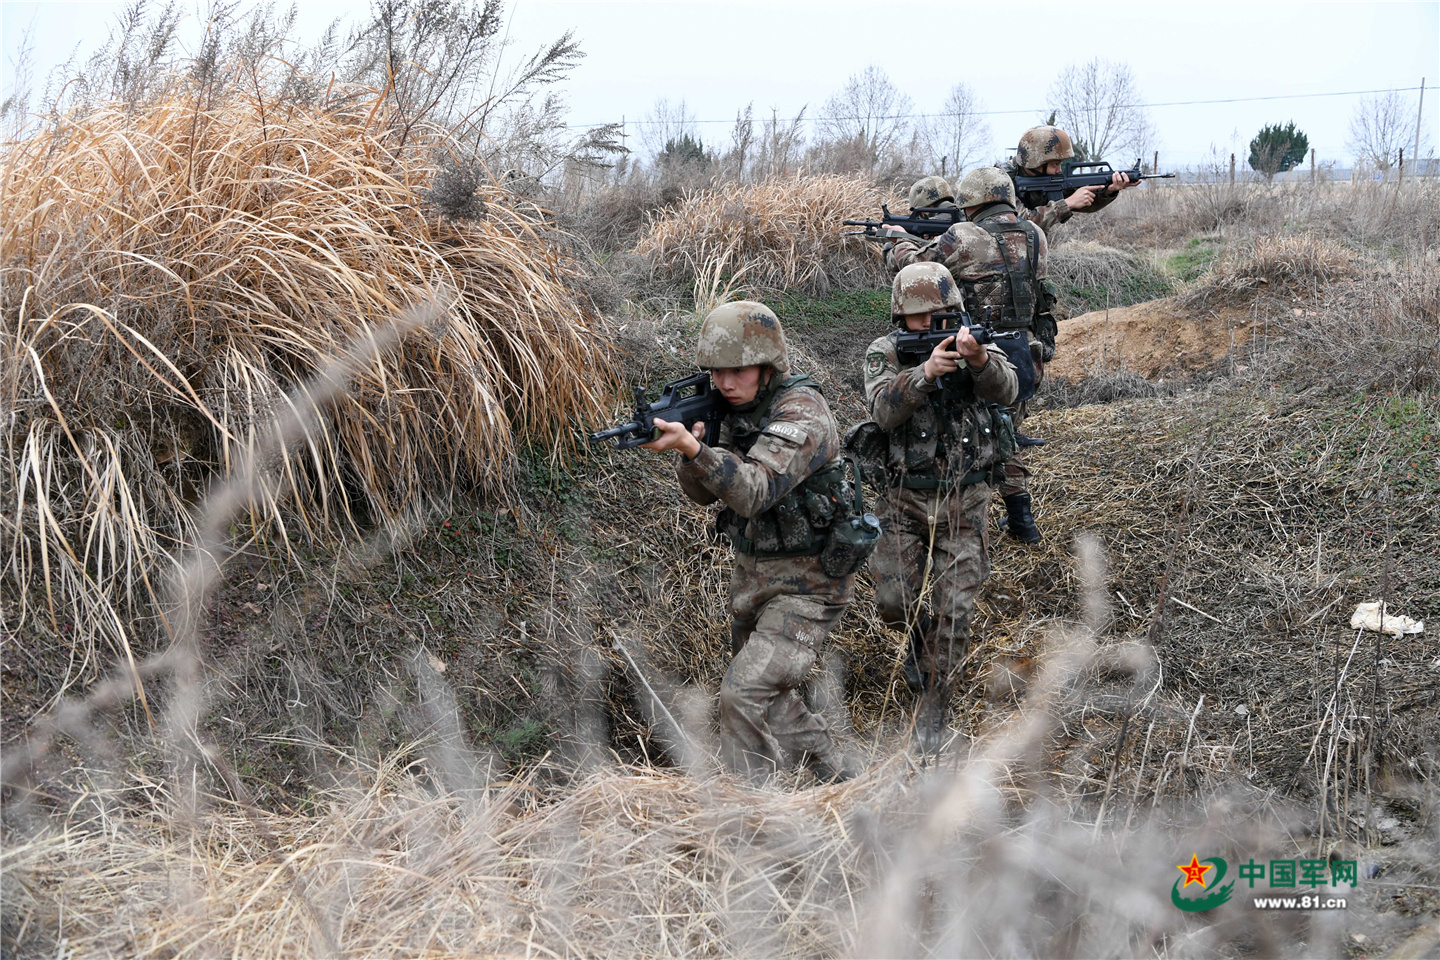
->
<box><xmin>3</xmin><ymin>0</ymin><xmax>1437</xmax><ymax>167</ymax></box>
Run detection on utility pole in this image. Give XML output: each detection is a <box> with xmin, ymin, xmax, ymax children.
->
<box><xmin>1310</xmin><ymin>147</ymin><xmax>1316</xmax><ymax>185</ymax></box>
<box><xmin>1398</xmin><ymin>147</ymin><xmax>1405</xmax><ymax>185</ymax></box>
<box><xmin>1229</xmin><ymin>153</ymin><xmax>1236</xmax><ymax>183</ymax></box>
<box><xmin>1416</xmin><ymin>78</ymin><xmax>1426</xmax><ymax>179</ymax></box>
<box><xmin>1153</xmin><ymin>150</ymin><xmax>1158</xmax><ymax>177</ymax></box>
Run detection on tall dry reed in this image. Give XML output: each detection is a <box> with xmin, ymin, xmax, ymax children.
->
<box><xmin>633</xmin><ymin>173</ymin><xmax>892</xmax><ymax>297</ymax></box>
<box><xmin>1</xmin><ymin>85</ymin><xmax>619</xmax><ymax>695</ymax></box>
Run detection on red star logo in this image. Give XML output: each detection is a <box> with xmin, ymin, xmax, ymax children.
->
<box><xmin>1177</xmin><ymin>854</ymin><xmax>1212</xmax><ymax>889</ymax></box>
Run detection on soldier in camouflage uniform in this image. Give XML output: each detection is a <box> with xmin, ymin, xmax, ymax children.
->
<box><xmin>642</xmin><ymin>301</ymin><xmax>859</xmax><ymax>783</ymax></box>
<box><xmin>1004</xmin><ymin>125</ymin><xmax>1139</xmax><ymax>233</ymax></box>
<box><xmin>860</xmin><ymin>262</ymin><xmax>1019</xmax><ymax>752</ymax></box>
<box><xmin>882</xmin><ymin>176</ymin><xmax>957</xmax><ymax>273</ymax></box>
<box><xmin>885</xmin><ymin>166</ymin><xmax>1055</xmax><ymax>544</ymax></box>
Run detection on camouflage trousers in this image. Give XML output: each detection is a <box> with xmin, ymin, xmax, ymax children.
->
<box><xmin>998</xmin><ymin>346</ymin><xmax>1045</xmax><ymax>498</ymax></box>
<box><xmin>871</xmin><ymin>480</ymin><xmax>991</xmax><ymax>689</ymax></box>
<box><xmin>720</xmin><ymin>553</ymin><xmax>852</xmax><ymax>781</ymax></box>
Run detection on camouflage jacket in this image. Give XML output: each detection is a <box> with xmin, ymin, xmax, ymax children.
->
<box><xmin>1002</xmin><ymin>159</ymin><xmax>1119</xmax><ymax>232</ymax></box>
<box><xmin>862</xmin><ymin>331</ymin><xmax>1018</xmax><ymax>482</ymax></box>
<box><xmin>925</xmin><ymin>204</ymin><xmax>1049</xmax><ymax>335</ymax></box>
<box><xmin>677</xmin><ymin>378</ymin><xmax>845</xmax><ymax>552</ymax></box>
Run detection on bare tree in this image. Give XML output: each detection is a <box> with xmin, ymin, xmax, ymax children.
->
<box><xmin>920</xmin><ymin>82</ymin><xmax>992</xmax><ymax>176</ymax></box>
<box><xmin>638</xmin><ymin>97</ymin><xmax>700</xmax><ymax>165</ymax></box>
<box><xmin>756</xmin><ymin>106</ymin><xmax>806</xmax><ymax>179</ymax></box>
<box><xmin>815</xmin><ymin>66</ymin><xmax>912</xmax><ymax>171</ymax></box>
<box><xmin>1045</xmin><ymin>59</ymin><xmax>1152</xmax><ymax>161</ymax></box>
<box><xmin>1347</xmin><ymin>90</ymin><xmax>1432</xmax><ymax>176</ymax></box>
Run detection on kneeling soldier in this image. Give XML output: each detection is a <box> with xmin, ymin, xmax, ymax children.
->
<box><xmin>862</xmin><ymin>263</ymin><xmax>1019</xmax><ymax>753</ymax></box>
<box><xmin>643</xmin><ymin>302</ymin><xmax>860</xmax><ymax>783</ymax></box>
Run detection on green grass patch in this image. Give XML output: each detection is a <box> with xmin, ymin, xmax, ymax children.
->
<box><xmin>1293</xmin><ymin>391</ymin><xmax>1440</xmax><ymax>500</ymax></box>
<box><xmin>773</xmin><ymin>288</ymin><xmax>892</xmax><ymax>327</ymax></box>
<box><xmin>1166</xmin><ymin>237</ymin><xmax>1220</xmax><ymax>282</ymax></box>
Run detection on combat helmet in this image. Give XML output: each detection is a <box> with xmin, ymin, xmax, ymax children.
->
<box><xmin>696</xmin><ymin>301</ymin><xmax>789</xmax><ymax>373</ymax></box>
<box><xmin>1014</xmin><ymin>125</ymin><xmax>1074</xmax><ymax>171</ymax></box>
<box><xmin>955</xmin><ymin>166</ymin><xmax>1016</xmax><ymax>209</ymax></box>
<box><xmin>891</xmin><ymin>262</ymin><xmax>962</xmax><ymax>324</ymax></box>
<box><xmin>907</xmin><ymin>175</ymin><xmax>955</xmax><ymax>210</ymax></box>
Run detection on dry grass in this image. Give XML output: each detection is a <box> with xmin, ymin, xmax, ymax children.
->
<box><xmin>1058</xmin><ymin>177</ymin><xmax>1440</xmax><ymax>257</ymax></box>
<box><xmin>1046</xmin><ymin>240</ymin><xmax>1175</xmax><ymax>313</ymax></box>
<box><xmin>1</xmin><ymin>85</ymin><xmax>620</xmax><ymax>696</ymax></box>
<box><xmin>1177</xmin><ymin>233</ymin><xmax>1357</xmax><ymax>308</ymax></box>
<box><xmin>632</xmin><ymin>174</ymin><xmax>892</xmax><ymax>297</ymax></box>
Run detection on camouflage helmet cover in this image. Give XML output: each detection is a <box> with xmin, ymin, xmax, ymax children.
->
<box><xmin>695</xmin><ymin>300</ymin><xmax>789</xmax><ymax>373</ymax></box>
<box><xmin>891</xmin><ymin>262</ymin><xmax>962</xmax><ymax>323</ymax></box>
<box><xmin>907</xmin><ymin>175</ymin><xmax>955</xmax><ymax>210</ymax></box>
<box><xmin>955</xmin><ymin>166</ymin><xmax>1016</xmax><ymax>208</ymax></box>
<box><xmin>1014</xmin><ymin>125</ymin><xmax>1074</xmax><ymax>170</ymax></box>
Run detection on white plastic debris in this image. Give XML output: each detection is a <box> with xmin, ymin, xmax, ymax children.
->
<box><xmin>1349</xmin><ymin>601</ymin><xmax>1424</xmax><ymax>637</ymax></box>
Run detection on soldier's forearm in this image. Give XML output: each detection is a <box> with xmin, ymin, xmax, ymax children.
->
<box><xmin>867</xmin><ymin>367</ymin><xmax>935</xmax><ymax>431</ymax></box>
<box><xmin>686</xmin><ymin>443</ymin><xmax>789</xmax><ymax>519</ymax></box>
<box><xmin>676</xmin><ymin>456</ymin><xmax>720</xmax><ymax>505</ymax></box>
<box><xmin>971</xmin><ymin>346</ymin><xmax>1019</xmax><ymax>405</ymax></box>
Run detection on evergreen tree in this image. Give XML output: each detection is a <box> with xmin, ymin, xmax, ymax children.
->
<box><xmin>1248</xmin><ymin>122</ymin><xmax>1309</xmax><ymax>180</ymax></box>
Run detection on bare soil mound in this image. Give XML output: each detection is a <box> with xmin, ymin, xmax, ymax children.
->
<box><xmin>1049</xmin><ymin>298</ymin><xmax>1257</xmax><ymax>380</ymax></box>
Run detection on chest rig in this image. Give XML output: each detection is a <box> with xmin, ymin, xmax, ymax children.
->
<box><xmin>886</xmin><ymin>334</ymin><xmax>1017</xmax><ymax>490</ymax></box>
<box><xmin>715</xmin><ymin>376</ymin><xmax>854</xmax><ymax>559</ymax></box>
<box><xmin>959</xmin><ymin>208</ymin><xmax>1042</xmax><ymax>335</ymax></box>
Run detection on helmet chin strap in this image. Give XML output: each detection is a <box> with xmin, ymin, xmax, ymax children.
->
<box><xmin>730</xmin><ymin>367</ymin><xmax>777</xmax><ymax>413</ymax></box>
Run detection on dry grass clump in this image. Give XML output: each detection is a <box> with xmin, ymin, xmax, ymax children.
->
<box><xmin>1279</xmin><ymin>262</ymin><xmax>1440</xmax><ymax>394</ymax></box>
<box><xmin>1178</xmin><ymin>233</ymin><xmax>1356</xmax><ymax>308</ymax></box>
<box><xmin>1047</xmin><ymin>240</ymin><xmax>1174</xmax><ymax>313</ymax></box>
<box><xmin>1</xmin><ymin>85</ymin><xmax>618</xmax><ymax>692</ymax></box>
<box><xmin>632</xmin><ymin>174</ymin><xmax>891</xmax><ymax>297</ymax></box>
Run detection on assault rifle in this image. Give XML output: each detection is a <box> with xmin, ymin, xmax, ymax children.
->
<box><xmin>843</xmin><ymin>204</ymin><xmax>964</xmax><ymax>240</ymax></box>
<box><xmin>589</xmin><ymin>371</ymin><xmax>730</xmax><ymax>450</ymax></box>
<box><xmin>895</xmin><ymin>311</ymin><xmax>1036</xmax><ymax>403</ymax></box>
<box><xmin>1012</xmin><ymin>158</ymin><xmax>1176</xmax><ymax>203</ymax></box>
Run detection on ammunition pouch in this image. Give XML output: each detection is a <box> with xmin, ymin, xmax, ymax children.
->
<box><xmin>718</xmin><ymin>460</ymin><xmax>855</xmax><ymax>560</ymax></box>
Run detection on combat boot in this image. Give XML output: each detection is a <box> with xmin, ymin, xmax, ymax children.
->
<box><xmin>902</xmin><ymin>614</ymin><xmax>933</xmax><ymax>692</ymax></box>
<box><xmin>808</xmin><ymin>748</ymin><xmax>860</xmax><ymax>784</ymax></box>
<box><xmin>914</xmin><ymin>683</ymin><xmax>951</xmax><ymax>756</ymax></box>
<box><xmin>1001</xmin><ymin>493</ymin><xmax>1042</xmax><ymax>544</ymax></box>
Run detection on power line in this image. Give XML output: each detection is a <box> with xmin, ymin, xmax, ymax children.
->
<box><xmin>563</xmin><ymin>85</ymin><xmax>1427</xmax><ymax>130</ymax></box>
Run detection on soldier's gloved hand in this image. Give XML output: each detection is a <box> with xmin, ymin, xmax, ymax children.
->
<box><xmin>922</xmin><ymin>335</ymin><xmax>961</xmax><ymax>382</ymax></box>
<box><xmin>1064</xmin><ymin>184</ymin><xmax>1102</xmax><ymax>211</ymax></box>
<box><xmin>882</xmin><ymin>225</ymin><xmax>912</xmax><ymax>239</ymax></box>
<box><xmin>641</xmin><ymin>418</ymin><xmax>704</xmax><ymax>458</ymax></box>
<box><xmin>1108</xmin><ymin>172</ymin><xmax>1137</xmax><ymax>193</ymax></box>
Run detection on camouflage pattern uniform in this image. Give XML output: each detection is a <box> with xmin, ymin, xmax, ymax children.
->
<box><xmin>675</xmin><ymin>302</ymin><xmax>854</xmax><ymax>782</ymax></box>
<box><xmin>1005</xmin><ymin>125</ymin><xmax>1120</xmax><ymax>232</ymax></box>
<box><xmin>882</xmin><ymin>176</ymin><xmax>957</xmax><ymax>274</ymax></box>
<box><xmin>860</xmin><ymin>264</ymin><xmax>1019</xmax><ymax>749</ymax></box>
<box><xmin>887</xmin><ymin>168</ymin><xmax>1053</xmax><ymax>508</ymax></box>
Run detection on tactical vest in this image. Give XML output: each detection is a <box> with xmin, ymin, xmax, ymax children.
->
<box><xmin>959</xmin><ymin>207</ymin><xmax>1043</xmax><ymax>335</ymax></box>
<box><xmin>715</xmin><ymin>376</ymin><xmax>857</xmax><ymax>559</ymax></box>
<box><xmin>881</xmin><ymin>332</ymin><xmax>1017</xmax><ymax>490</ymax></box>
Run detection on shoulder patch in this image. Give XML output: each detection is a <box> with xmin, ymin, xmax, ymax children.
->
<box><xmin>865</xmin><ymin>352</ymin><xmax>887</xmax><ymax>378</ymax></box>
<box><xmin>762</xmin><ymin>421</ymin><xmax>806</xmax><ymax>443</ymax></box>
